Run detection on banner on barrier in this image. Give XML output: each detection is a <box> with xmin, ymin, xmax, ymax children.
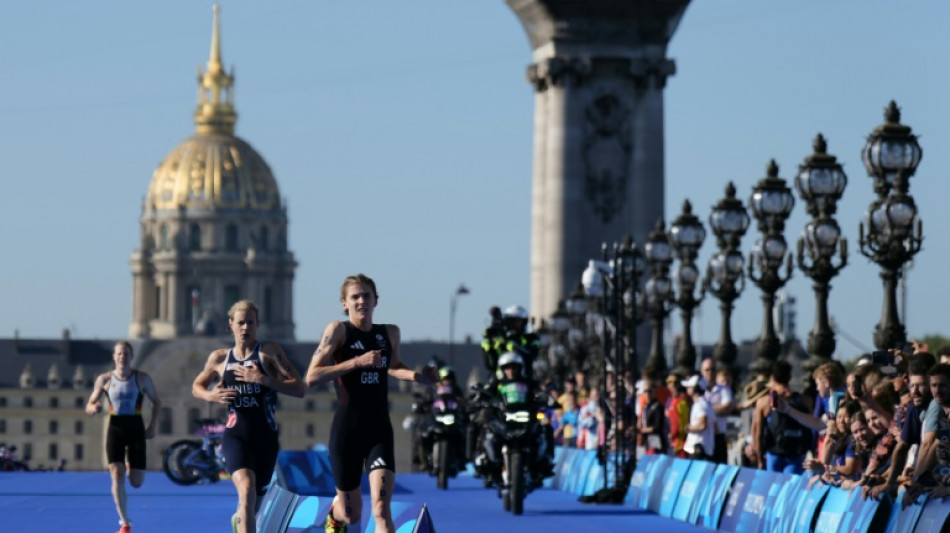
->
<box><xmin>626</xmin><ymin>454</ymin><xmax>659</xmax><ymax>506</ymax></box>
<box><xmin>672</xmin><ymin>460</ymin><xmax>715</xmax><ymax>523</ymax></box>
<box><xmin>657</xmin><ymin>458</ymin><xmax>692</xmax><ymax>517</ymax></box>
<box><xmin>643</xmin><ymin>455</ymin><xmax>674</xmax><ymax>512</ymax></box>
<box><xmin>793</xmin><ymin>483</ymin><xmax>829</xmax><ymax>533</ymax></box>
<box><xmin>914</xmin><ymin>493</ymin><xmax>950</xmax><ymax>533</ymax></box>
<box><xmin>698</xmin><ymin>464</ymin><xmax>741</xmax><ymax>530</ymax></box>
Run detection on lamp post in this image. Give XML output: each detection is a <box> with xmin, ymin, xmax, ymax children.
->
<box><xmin>748</xmin><ymin>160</ymin><xmax>795</xmax><ymax>375</ymax></box>
<box><xmin>581</xmin><ymin>236</ymin><xmax>643</xmax><ymax>498</ymax></box>
<box><xmin>795</xmin><ymin>134</ymin><xmax>848</xmax><ymax>370</ymax></box>
<box><xmin>448</xmin><ymin>283</ymin><xmax>470</xmax><ymax>365</ymax></box>
<box><xmin>644</xmin><ymin>220</ymin><xmax>675</xmax><ymax>376</ymax></box>
<box><xmin>858</xmin><ymin>101</ymin><xmax>923</xmax><ymax>350</ymax></box>
<box><xmin>670</xmin><ymin>200</ymin><xmax>706</xmax><ymax>376</ymax></box>
<box><xmin>704</xmin><ymin>182</ymin><xmax>750</xmax><ymax>372</ymax></box>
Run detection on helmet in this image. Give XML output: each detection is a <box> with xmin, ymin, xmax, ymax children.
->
<box><xmin>498</xmin><ymin>351</ymin><xmax>524</xmax><ymax>369</ymax></box>
<box><xmin>438</xmin><ymin>366</ymin><xmax>456</xmax><ymax>382</ymax></box>
<box><xmin>502</xmin><ymin>305</ymin><xmax>529</xmax><ymax>320</ymax></box>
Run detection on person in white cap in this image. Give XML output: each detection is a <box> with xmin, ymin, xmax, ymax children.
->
<box><xmin>682</xmin><ymin>374</ymin><xmax>715</xmax><ymax>461</ymax></box>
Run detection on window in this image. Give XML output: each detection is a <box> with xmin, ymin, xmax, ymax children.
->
<box><xmin>226</xmin><ymin>224</ymin><xmax>238</xmax><ymax>251</ymax></box>
<box><xmin>74</xmin><ymin>443</ymin><xmax>84</xmax><ymax>461</ymax></box>
<box><xmin>159</xmin><ymin>224</ymin><xmax>169</xmax><ymax>250</ymax></box>
<box><xmin>74</xmin><ymin>420</ymin><xmax>83</xmax><ymax>435</ymax></box>
<box><xmin>0</xmin><ymin>397</ymin><xmax>6</xmax><ymax>407</ymax></box>
<box><xmin>0</xmin><ymin>420</ymin><xmax>5</xmax><ymax>433</ymax></box>
<box><xmin>260</xmin><ymin>226</ymin><xmax>269</xmax><ymax>251</ymax></box>
<box><xmin>306</xmin><ymin>424</ymin><xmax>315</xmax><ymax>437</ymax></box>
<box><xmin>224</xmin><ymin>285</ymin><xmax>240</xmax><ymax>312</ymax></box>
<box><xmin>305</xmin><ymin>399</ymin><xmax>315</xmax><ymax>411</ymax></box>
<box><xmin>23</xmin><ymin>397</ymin><xmax>32</xmax><ymax>408</ymax></box>
<box><xmin>74</xmin><ymin>397</ymin><xmax>84</xmax><ymax>408</ymax></box>
<box><xmin>49</xmin><ymin>397</ymin><xmax>59</xmax><ymax>408</ymax></box>
<box><xmin>189</xmin><ymin>223</ymin><xmax>201</xmax><ymax>251</ymax></box>
<box><xmin>23</xmin><ymin>420</ymin><xmax>32</xmax><ymax>434</ymax></box>
<box><xmin>154</xmin><ymin>286</ymin><xmax>161</xmax><ymax>319</ymax></box>
<box><xmin>264</xmin><ymin>286</ymin><xmax>273</xmax><ymax>322</ymax></box>
<box><xmin>48</xmin><ymin>443</ymin><xmax>58</xmax><ymax>460</ymax></box>
<box><xmin>188</xmin><ymin>407</ymin><xmax>201</xmax><ymax>434</ymax></box>
<box><xmin>23</xmin><ymin>443</ymin><xmax>32</xmax><ymax>461</ymax></box>
<box><xmin>159</xmin><ymin>408</ymin><xmax>173</xmax><ymax>435</ymax></box>
<box><xmin>49</xmin><ymin>420</ymin><xmax>58</xmax><ymax>435</ymax></box>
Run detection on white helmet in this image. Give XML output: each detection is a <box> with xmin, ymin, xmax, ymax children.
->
<box><xmin>498</xmin><ymin>351</ymin><xmax>524</xmax><ymax>368</ymax></box>
<box><xmin>502</xmin><ymin>305</ymin><xmax>529</xmax><ymax>320</ymax></box>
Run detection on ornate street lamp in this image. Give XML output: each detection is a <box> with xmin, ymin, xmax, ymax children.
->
<box><xmin>643</xmin><ymin>220</ymin><xmax>675</xmax><ymax>375</ymax></box>
<box><xmin>858</xmin><ymin>102</ymin><xmax>923</xmax><ymax>350</ymax></box>
<box><xmin>669</xmin><ymin>200</ymin><xmax>706</xmax><ymax>376</ymax></box>
<box><xmin>748</xmin><ymin>160</ymin><xmax>795</xmax><ymax>374</ymax></box>
<box><xmin>796</xmin><ymin>133</ymin><xmax>847</xmax><ymax>368</ymax></box>
<box><xmin>704</xmin><ymin>182</ymin><xmax>750</xmax><ymax>371</ymax></box>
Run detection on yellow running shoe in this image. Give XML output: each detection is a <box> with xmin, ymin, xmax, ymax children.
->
<box><xmin>324</xmin><ymin>512</ymin><xmax>347</xmax><ymax>533</ymax></box>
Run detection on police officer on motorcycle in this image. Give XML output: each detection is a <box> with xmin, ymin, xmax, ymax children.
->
<box><xmin>481</xmin><ymin>305</ymin><xmax>541</xmax><ymax>382</ymax></box>
<box><xmin>477</xmin><ymin>352</ymin><xmax>555</xmax><ymax>487</ymax></box>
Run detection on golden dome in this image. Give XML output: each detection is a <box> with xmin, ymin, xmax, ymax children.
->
<box><xmin>145</xmin><ymin>4</ymin><xmax>281</xmax><ymax>212</ymax></box>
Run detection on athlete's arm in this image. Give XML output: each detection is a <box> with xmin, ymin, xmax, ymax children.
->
<box><xmin>386</xmin><ymin>325</ymin><xmax>438</xmax><ymax>385</ymax></box>
<box><xmin>751</xmin><ymin>395</ymin><xmax>767</xmax><ymax>469</ymax></box>
<box><xmin>305</xmin><ymin>321</ymin><xmax>380</xmax><ymax>387</ymax></box>
<box><xmin>251</xmin><ymin>342</ymin><xmax>306</xmax><ymax>398</ymax></box>
<box><xmin>192</xmin><ymin>350</ymin><xmax>236</xmax><ymax>404</ymax></box>
<box><xmin>138</xmin><ymin>372</ymin><xmax>161</xmax><ymax>439</ymax></box>
<box><xmin>84</xmin><ymin>373</ymin><xmax>108</xmax><ymax>415</ymax></box>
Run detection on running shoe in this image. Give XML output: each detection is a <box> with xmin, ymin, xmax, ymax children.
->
<box><xmin>324</xmin><ymin>512</ymin><xmax>347</xmax><ymax>533</ymax></box>
<box><xmin>116</xmin><ymin>525</ymin><xmax>131</xmax><ymax>533</ymax></box>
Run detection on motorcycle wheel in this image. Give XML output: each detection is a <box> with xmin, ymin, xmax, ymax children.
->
<box><xmin>510</xmin><ymin>451</ymin><xmax>524</xmax><ymax>516</ymax></box>
<box><xmin>163</xmin><ymin>440</ymin><xmax>203</xmax><ymax>486</ymax></box>
<box><xmin>436</xmin><ymin>440</ymin><xmax>449</xmax><ymax>490</ymax></box>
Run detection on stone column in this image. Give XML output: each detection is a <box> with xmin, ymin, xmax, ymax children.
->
<box><xmin>508</xmin><ymin>0</ymin><xmax>690</xmax><ymax>327</ymax></box>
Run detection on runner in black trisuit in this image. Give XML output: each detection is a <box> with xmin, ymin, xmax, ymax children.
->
<box><xmin>193</xmin><ymin>300</ymin><xmax>305</xmax><ymax>533</ymax></box>
<box><xmin>86</xmin><ymin>341</ymin><xmax>161</xmax><ymax>533</ymax></box>
<box><xmin>306</xmin><ymin>274</ymin><xmax>438</xmax><ymax>533</ymax></box>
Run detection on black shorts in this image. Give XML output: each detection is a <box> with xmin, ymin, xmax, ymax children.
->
<box><xmin>329</xmin><ymin>410</ymin><xmax>395</xmax><ymax>492</ymax></box>
<box><xmin>221</xmin><ymin>427</ymin><xmax>279</xmax><ymax>495</ymax></box>
<box><xmin>106</xmin><ymin>415</ymin><xmax>146</xmax><ymax>469</ymax></box>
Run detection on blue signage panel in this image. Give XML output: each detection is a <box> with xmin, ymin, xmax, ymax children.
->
<box><xmin>914</xmin><ymin>495</ymin><xmax>950</xmax><ymax>533</ymax></box>
<box><xmin>732</xmin><ymin>470</ymin><xmax>782</xmax><ymax>533</ymax></box>
<box><xmin>625</xmin><ymin>454</ymin><xmax>658</xmax><ymax>506</ymax></box>
<box><xmin>792</xmin><ymin>483</ymin><xmax>830</xmax><ymax>533</ymax></box>
<box><xmin>672</xmin><ymin>460</ymin><xmax>715</xmax><ymax>522</ymax></box>
<box><xmin>813</xmin><ymin>487</ymin><xmax>851</xmax><ymax>533</ymax></box>
<box><xmin>758</xmin><ymin>474</ymin><xmax>800</xmax><ymax>533</ymax></box>
<box><xmin>658</xmin><ymin>458</ymin><xmax>693</xmax><ymax>517</ymax></box>
<box><xmin>644</xmin><ymin>455</ymin><xmax>674</xmax><ymax>512</ymax></box>
<box><xmin>718</xmin><ymin>467</ymin><xmax>758</xmax><ymax>532</ymax></box>
<box><xmin>698</xmin><ymin>464</ymin><xmax>741</xmax><ymax>529</ymax></box>
<box><xmin>775</xmin><ymin>476</ymin><xmax>812</xmax><ymax>533</ymax></box>
<box><xmin>884</xmin><ymin>488</ymin><xmax>927</xmax><ymax>533</ymax></box>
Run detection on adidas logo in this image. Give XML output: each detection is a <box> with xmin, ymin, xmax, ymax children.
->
<box><xmin>370</xmin><ymin>458</ymin><xmax>387</xmax><ymax>469</ymax></box>
<box><xmin>350</xmin><ymin>340</ymin><xmax>366</xmax><ymax>350</ymax></box>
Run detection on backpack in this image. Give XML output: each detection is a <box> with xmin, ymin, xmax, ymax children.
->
<box><xmin>765</xmin><ymin>392</ymin><xmax>811</xmax><ymax>457</ymax></box>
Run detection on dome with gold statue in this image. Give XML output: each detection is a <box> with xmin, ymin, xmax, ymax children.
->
<box><xmin>145</xmin><ymin>4</ymin><xmax>281</xmax><ymax>214</ymax></box>
<box><xmin>130</xmin><ymin>5</ymin><xmax>296</xmax><ymax>342</ymax></box>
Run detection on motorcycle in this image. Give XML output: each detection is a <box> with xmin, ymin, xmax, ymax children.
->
<box><xmin>478</xmin><ymin>387</ymin><xmax>553</xmax><ymax>515</ymax></box>
<box><xmin>421</xmin><ymin>391</ymin><xmax>466</xmax><ymax>490</ymax></box>
<box><xmin>162</xmin><ymin>418</ymin><xmax>227</xmax><ymax>485</ymax></box>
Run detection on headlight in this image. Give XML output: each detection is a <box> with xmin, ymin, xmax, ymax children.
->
<box><xmin>435</xmin><ymin>414</ymin><xmax>455</xmax><ymax>425</ymax></box>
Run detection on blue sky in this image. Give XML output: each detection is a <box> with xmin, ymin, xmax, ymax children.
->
<box><xmin>1</xmin><ymin>1</ymin><xmax>949</xmax><ymax>363</ymax></box>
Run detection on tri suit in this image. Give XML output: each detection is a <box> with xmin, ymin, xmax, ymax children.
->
<box><xmin>329</xmin><ymin>321</ymin><xmax>396</xmax><ymax>491</ymax></box>
<box><xmin>106</xmin><ymin>370</ymin><xmax>147</xmax><ymax>469</ymax></box>
<box><xmin>220</xmin><ymin>343</ymin><xmax>280</xmax><ymax>495</ymax></box>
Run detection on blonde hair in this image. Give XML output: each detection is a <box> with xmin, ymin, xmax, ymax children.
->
<box><xmin>228</xmin><ymin>300</ymin><xmax>260</xmax><ymax>321</ymax></box>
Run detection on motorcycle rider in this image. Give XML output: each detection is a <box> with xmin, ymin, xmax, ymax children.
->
<box><xmin>481</xmin><ymin>305</ymin><xmax>541</xmax><ymax>382</ymax></box>
<box><xmin>421</xmin><ymin>366</ymin><xmax>468</xmax><ymax>475</ymax></box>
<box><xmin>477</xmin><ymin>351</ymin><xmax>555</xmax><ymax>488</ymax></box>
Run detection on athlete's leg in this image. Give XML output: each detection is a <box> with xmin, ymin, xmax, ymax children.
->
<box><xmin>231</xmin><ymin>468</ymin><xmax>257</xmax><ymax>533</ymax></box>
<box><xmin>368</xmin><ymin>469</ymin><xmax>395</xmax><ymax>533</ymax></box>
<box><xmin>331</xmin><ymin>486</ymin><xmax>363</xmax><ymax>527</ymax></box>
<box><xmin>127</xmin><ymin>468</ymin><xmax>146</xmax><ymax>488</ymax></box>
<box><xmin>108</xmin><ymin>462</ymin><xmax>130</xmax><ymax>526</ymax></box>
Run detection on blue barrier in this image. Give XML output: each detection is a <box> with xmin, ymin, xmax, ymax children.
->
<box><xmin>550</xmin><ymin>446</ymin><xmax>950</xmax><ymax>533</ymax></box>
